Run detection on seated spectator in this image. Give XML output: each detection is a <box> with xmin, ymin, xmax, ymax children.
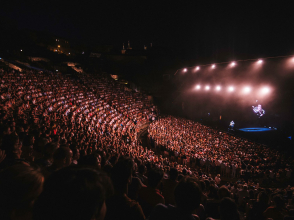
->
<box><xmin>263</xmin><ymin>194</ymin><xmax>285</xmax><ymax>220</ymax></box>
<box><xmin>34</xmin><ymin>142</ymin><xmax>58</xmax><ymax>168</ymax></box>
<box><xmin>21</xmin><ymin>134</ymin><xmax>35</xmax><ymax>163</ymax></box>
<box><xmin>71</xmin><ymin>147</ymin><xmax>80</xmax><ymax>165</ymax></box>
<box><xmin>0</xmin><ymin>164</ymin><xmax>44</xmax><ymax>220</ymax></box>
<box><xmin>218</xmin><ymin>186</ymin><xmax>231</xmax><ymax>200</ymax></box>
<box><xmin>162</xmin><ymin>167</ymin><xmax>178</xmax><ymax>206</ymax></box>
<box><xmin>219</xmin><ymin>197</ymin><xmax>240</xmax><ymax>220</ymax></box>
<box><xmin>136</xmin><ymin>164</ymin><xmax>148</xmax><ymax>184</ymax></box>
<box><xmin>206</xmin><ymin>185</ymin><xmax>220</xmax><ymax>219</ymax></box>
<box><xmin>139</xmin><ymin>168</ymin><xmax>165</xmax><ymax>217</ymax></box>
<box><xmin>78</xmin><ymin>154</ymin><xmax>100</xmax><ymax>169</ymax></box>
<box><xmin>43</xmin><ymin>147</ymin><xmax>72</xmax><ymax>178</ymax></box>
<box><xmin>105</xmin><ymin>157</ymin><xmax>145</xmax><ymax>220</ymax></box>
<box><xmin>128</xmin><ymin>174</ymin><xmax>146</xmax><ymax>201</ymax></box>
<box><xmin>238</xmin><ymin>185</ymin><xmax>249</xmax><ymax>205</ymax></box>
<box><xmin>0</xmin><ymin>133</ymin><xmax>27</xmax><ymax>170</ymax></box>
<box><xmin>215</xmin><ymin>174</ymin><xmax>221</xmax><ymax>185</ymax></box>
<box><xmin>33</xmin><ymin>166</ymin><xmax>109</xmax><ymax>220</ymax></box>
<box><xmin>149</xmin><ymin>176</ymin><xmax>201</xmax><ymax>220</ymax></box>
<box><xmin>247</xmin><ymin>191</ymin><xmax>269</xmax><ymax>220</ymax></box>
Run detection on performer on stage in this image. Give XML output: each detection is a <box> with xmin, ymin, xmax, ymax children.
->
<box><xmin>229</xmin><ymin>120</ymin><xmax>235</xmax><ymax>131</ymax></box>
<box><xmin>252</xmin><ymin>104</ymin><xmax>265</xmax><ymax>118</ymax></box>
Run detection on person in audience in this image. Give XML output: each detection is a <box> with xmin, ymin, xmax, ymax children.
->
<box><xmin>215</xmin><ymin>174</ymin><xmax>221</xmax><ymax>185</ymax></box>
<box><xmin>33</xmin><ymin>166</ymin><xmax>109</xmax><ymax>220</ymax></box>
<box><xmin>0</xmin><ymin>133</ymin><xmax>27</xmax><ymax>170</ymax></box>
<box><xmin>79</xmin><ymin>154</ymin><xmax>101</xmax><ymax>169</ymax></box>
<box><xmin>238</xmin><ymin>184</ymin><xmax>249</xmax><ymax>205</ymax></box>
<box><xmin>71</xmin><ymin>147</ymin><xmax>80</xmax><ymax>165</ymax></box>
<box><xmin>263</xmin><ymin>194</ymin><xmax>285</xmax><ymax>220</ymax></box>
<box><xmin>149</xmin><ymin>176</ymin><xmax>201</xmax><ymax>220</ymax></box>
<box><xmin>162</xmin><ymin>167</ymin><xmax>178</xmax><ymax>206</ymax></box>
<box><xmin>128</xmin><ymin>171</ymin><xmax>146</xmax><ymax>201</ymax></box>
<box><xmin>137</xmin><ymin>164</ymin><xmax>148</xmax><ymax>184</ymax></box>
<box><xmin>105</xmin><ymin>157</ymin><xmax>145</xmax><ymax>220</ymax></box>
<box><xmin>247</xmin><ymin>191</ymin><xmax>269</xmax><ymax>220</ymax></box>
<box><xmin>219</xmin><ymin>197</ymin><xmax>240</xmax><ymax>220</ymax></box>
<box><xmin>139</xmin><ymin>168</ymin><xmax>165</xmax><ymax>216</ymax></box>
<box><xmin>206</xmin><ymin>185</ymin><xmax>221</xmax><ymax>219</ymax></box>
<box><xmin>0</xmin><ymin>164</ymin><xmax>44</xmax><ymax>220</ymax></box>
<box><xmin>218</xmin><ymin>186</ymin><xmax>231</xmax><ymax>200</ymax></box>
<box><xmin>34</xmin><ymin>142</ymin><xmax>58</xmax><ymax>168</ymax></box>
<box><xmin>43</xmin><ymin>147</ymin><xmax>72</xmax><ymax>178</ymax></box>
<box><xmin>21</xmin><ymin>134</ymin><xmax>35</xmax><ymax>163</ymax></box>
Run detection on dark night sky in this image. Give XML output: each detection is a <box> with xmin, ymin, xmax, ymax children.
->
<box><xmin>1</xmin><ymin>1</ymin><xmax>294</xmax><ymax>60</ymax></box>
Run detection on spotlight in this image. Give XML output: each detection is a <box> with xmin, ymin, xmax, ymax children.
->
<box><xmin>216</xmin><ymin>86</ymin><xmax>221</xmax><ymax>91</ymax></box>
<box><xmin>243</xmin><ymin>86</ymin><xmax>251</xmax><ymax>94</ymax></box>
<box><xmin>257</xmin><ymin>59</ymin><xmax>263</xmax><ymax>64</ymax></box>
<box><xmin>205</xmin><ymin>85</ymin><xmax>210</xmax><ymax>90</ymax></box>
<box><xmin>261</xmin><ymin>87</ymin><xmax>270</xmax><ymax>95</ymax></box>
<box><xmin>230</xmin><ymin>62</ymin><xmax>236</xmax><ymax>67</ymax></box>
<box><xmin>195</xmin><ymin>85</ymin><xmax>201</xmax><ymax>90</ymax></box>
<box><xmin>211</xmin><ymin>64</ymin><xmax>215</xmax><ymax>69</ymax></box>
<box><xmin>228</xmin><ymin>86</ymin><xmax>234</xmax><ymax>92</ymax></box>
<box><xmin>183</xmin><ymin>68</ymin><xmax>187</xmax><ymax>72</ymax></box>
<box><xmin>195</xmin><ymin>66</ymin><xmax>200</xmax><ymax>71</ymax></box>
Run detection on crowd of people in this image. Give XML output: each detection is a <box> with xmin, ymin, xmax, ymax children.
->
<box><xmin>149</xmin><ymin>117</ymin><xmax>293</xmax><ymax>185</ymax></box>
<box><xmin>0</xmin><ymin>65</ymin><xmax>294</xmax><ymax>220</ymax></box>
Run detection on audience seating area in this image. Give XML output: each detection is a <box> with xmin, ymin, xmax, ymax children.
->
<box><xmin>0</xmin><ymin>66</ymin><xmax>294</xmax><ymax>220</ymax></box>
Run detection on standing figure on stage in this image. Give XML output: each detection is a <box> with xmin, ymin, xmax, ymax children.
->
<box><xmin>229</xmin><ymin>120</ymin><xmax>235</xmax><ymax>131</ymax></box>
<box><xmin>252</xmin><ymin>104</ymin><xmax>265</xmax><ymax>118</ymax></box>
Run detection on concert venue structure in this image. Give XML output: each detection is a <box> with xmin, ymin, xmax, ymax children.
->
<box><xmin>1</xmin><ymin>1</ymin><xmax>294</xmax><ymax>220</ymax></box>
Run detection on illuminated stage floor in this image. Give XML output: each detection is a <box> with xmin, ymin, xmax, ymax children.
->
<box><xmin>233</xmin><ymin>127</ymin><xmax>292</xmax><ymax>150</ymax></box>
<box><xmin>238</xmin><ymin>127</ymin><xmax>275</xmax><ymax>132</ymax></box>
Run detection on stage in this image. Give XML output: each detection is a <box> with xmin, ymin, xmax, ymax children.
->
<box><xmin>230</xmin><ymin>126</ymin><xmax>287</xmax><ymax>148</ymax></box>
<box><xmin>238</xmin><ymin>127</ymin><xmax>276</xmax><ymax>132</ymax></box>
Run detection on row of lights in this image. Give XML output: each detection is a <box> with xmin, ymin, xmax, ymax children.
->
<box><xmin>195</xmin><ymin>85</ymin><xmax>271</xmax><ymax>94</ymax></box>
<box><xmin>183</xmin><ymin>60</ymin><xmax>263</xmax><ymax>72</ymax></box>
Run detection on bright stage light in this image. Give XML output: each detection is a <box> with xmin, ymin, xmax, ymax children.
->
<box><xmin>257</xmin><ymin>59</ymin><xmax>263</xmax><ymax>64</ymax></box>
<box><xmin>230</xmin><ymin>62</ymin><xmax>236</xmax><ymax>67</ymax></box>
<box><xmin>195</xmin><ymin>85</ymin><xmax>201</xmax><ymax>90</ymax></box>
<box><xmin>228</xmin><ymin>86</ymin><xmax>234</xmax><ymax>92</ymax></box>
<box><xmin>195</xmin><ymin>66</ymin><xmax>200</xmax><ymax>71</ymax></box>
<box><xmin>216</xmin><ymin>86</ymin><xmax>221</xmax><ymax>91</ymax></box>
<box><xmin>211</xmin><ymin>64</ymin><xmax>215</xmax><ymax>69</ymax></box>
<box><xmin>243</xmin><ymin>86</ymin><xmax>251</xmax><ymax>94</ymax></box>
<box><xmin>261</xmin><ymin>87</ymin><xmax>270</xmax><ymax>95</ymax></box>
<box><xmin>205</xmin><ymin>85</ymin><xmax>210</xmax><ymax>90</ymax></box>
<box><xmin>183</xmin><ymin>68</ymin><xmax>187</xmax><ymax>72</ymax></box>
